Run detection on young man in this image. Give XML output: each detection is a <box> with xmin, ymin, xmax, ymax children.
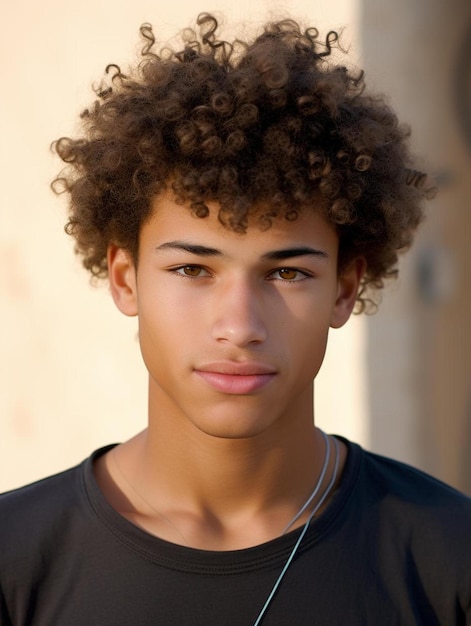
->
<box><xmin>1</xmin><ymin>13</ymin><xmax>470</xmax><ymax>625</ymax></box>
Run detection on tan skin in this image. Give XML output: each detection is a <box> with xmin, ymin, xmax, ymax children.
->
<box><xmin>94</xmin><ymin>188</ymin><xmax>365</xmax><ymax>551</ymax></box>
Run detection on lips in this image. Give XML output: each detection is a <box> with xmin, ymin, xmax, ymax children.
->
<box><xmin>194</xmin><ymin>362</ymin><xmax>277</xmax><ymax>394</ymax></box>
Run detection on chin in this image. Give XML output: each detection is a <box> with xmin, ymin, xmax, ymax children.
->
<box><xmin>191</xmin><ymin>412</ymin><xmax>276</xmax><ymax>441</ymax></box>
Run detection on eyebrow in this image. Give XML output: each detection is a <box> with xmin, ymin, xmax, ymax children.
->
<box><xmin>261</xmin><ymin>246</ymin><xmax>328</xmax><ymax>261</ymax></box>
<box><xmin>155</xmin><ymin>241</ymin><xmax>221</xmax><ymax>256</ymax></box>
<box><xmin>155</xmin><ymin>241</ymin><xmax>328</xmax><ymax>260</ymax></box>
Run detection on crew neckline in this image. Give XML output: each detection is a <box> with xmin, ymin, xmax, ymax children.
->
<box><xmin>82</xmin><ymin>437</ymin><xmax>362</xmax><ymax>575</ymax></box>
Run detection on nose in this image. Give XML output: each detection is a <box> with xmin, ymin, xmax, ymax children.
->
<box><xmin>211</xmin><ymin>276</ymin><xmax>268</xmax><ymax>347</ymax></box>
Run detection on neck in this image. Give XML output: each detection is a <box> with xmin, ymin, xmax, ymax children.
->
<box><xmin>142</xmin><ymin>379</ymin><xmax>323</xmax><ymax>514</ymax></box>
<box><xmin>97</xmin><ymin>380</ymin><xmax>345</xmax><ymax>550</ymax></box>
<box><xmin>146</xmin><ymin>425</ymin><xmax>321</xmax><ymax>515</ymax></box>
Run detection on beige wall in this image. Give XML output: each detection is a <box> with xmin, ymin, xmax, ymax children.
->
<box><xmin>0</xmin><ymin>0</ymin><xmax>367</xmax><ymax>491</ymax></box>
<box><xmin>361</xmin><ymin>0</ymin><xmax>471</xmax><ymax>492</ymax></box>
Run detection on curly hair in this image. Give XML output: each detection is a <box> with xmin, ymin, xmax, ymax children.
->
<box><xmin>52</xmin><ymin>13</ymin><xmax>434</xmax><ymax>311</ymax></box>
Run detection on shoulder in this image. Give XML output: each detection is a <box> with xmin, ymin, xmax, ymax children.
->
<box><xmin>1</xmin><ymin>463</ymin><xmax>81</xmax><ymax>502</ymax></box>
<box><xmin>348</xmin><ymin>441</ymin><xmax>471</xmax><ymax>554</ymax></box>
<box><xmin>358</xmin><ymin>444</ymin><xmax>471</xmax><ymax>509</ymax></box>
<box><xmin>0</xmin><ymin>463</ymin><xmax>83</xmax><ymax>551</ymax></box>
<box><xmin>0</xmin><ymin>447</ymin><xmax>112</xmax><ymax>566</ymax></box>
<box><xmin>329</xmin><ymin>440</ymin><xmax>471</xmax><ymax>620</ymax></box>
<box><xmin>0</xmin><ymin>445</ymin><xmax>115</xmax><ymax>512</ymax></box>
<box><xmin>0</xmin><ymin>463</ymin><xmax>84</xmax><ymax>603</ymax></box>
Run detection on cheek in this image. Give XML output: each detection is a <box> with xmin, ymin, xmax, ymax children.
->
<box><xmin>136</xmin><ymin>286</ymin><xmax>205</xmax><ymax>370</ymax></box>
<box><xmin>136</xmin><ymin>293</ymin><xmax>177</xmax><ymax>364</ymax></box>
<box><xmin>138</xmin><ymin>281</ymin><xmax>196</xmax><ymax>328</ymax></box>
<box><xmin>280</xmin><ymin>300</ymin><xmax>333</xmax><ymax>374</ymax></box>
<box><xmin>296</xmin><ymin>324</ymin><xmax>330</xmax><ymax>369</ymax></box>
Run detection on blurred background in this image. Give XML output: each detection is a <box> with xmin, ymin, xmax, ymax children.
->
<box><xmin>1</xmin><ymin>0</ymin><xmax>470</xmax><ymax>493</ymax></box>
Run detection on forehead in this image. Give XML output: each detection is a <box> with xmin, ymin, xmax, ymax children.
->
<box><xmin>141</xmin><ymin>189</ymin><xmax>339</xmax><ymax>256</ymax></box>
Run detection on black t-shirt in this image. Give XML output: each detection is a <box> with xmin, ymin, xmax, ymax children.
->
<box><xmin>1</xmin><ymin>438</ymin><xmax>470</xmax><ymax>625</ymax></box>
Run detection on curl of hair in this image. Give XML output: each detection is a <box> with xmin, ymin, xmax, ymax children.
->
<box><xmin>52</xmin><ymin>13</ymin><xmax>433</xmax><ymax>311</ymax></box>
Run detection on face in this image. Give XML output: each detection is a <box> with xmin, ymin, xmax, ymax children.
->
<box><xmin>109</xmin><ymin>189</ymin><xmax>363</xmax><ymax>440</ymax></box>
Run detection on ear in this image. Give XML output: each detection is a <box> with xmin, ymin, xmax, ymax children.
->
<box><xmin>107</xmin><ymin>245</ymin><xmax>138</xmax><ymax>317</ymax></box>
<box><xmin>330</xmin><ymin>257</ymin><xmax>366</xmax><ymax>329</ymax></box>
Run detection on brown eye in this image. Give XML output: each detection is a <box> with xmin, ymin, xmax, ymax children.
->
<box><xmin>182</xmin><ymin>266</ymin><xmax>202</xmax><ymax>277</ymax></box>
<box><xmin>278</xmin><ymin>268</ymin><xmax>299</xmax><ymax>280</ymax></box>
<box><xmin>174</xmin><ymin>265</ymin><xmax>208</xmax><ymax>278</ymax></box>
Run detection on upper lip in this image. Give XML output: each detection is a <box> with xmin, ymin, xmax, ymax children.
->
<box><xmin>195</xmin><ymin>362</ymin><xmax>277</xmax><ymax>376</ymax></box>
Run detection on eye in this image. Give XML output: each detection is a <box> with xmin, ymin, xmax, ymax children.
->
<box><xmin>278</xmin><ymin>268</ymin><xmax>299</xmax><ymax>280</ymax></box>
<box><xmin>173</xmin><ymin>265</ymin><xmax>209</xmax><ymax>278</ymax></box>
<box><xmin>269</xmin><ymin>268</ymin><xmax>309</xmax><ymax>282</ymax></box>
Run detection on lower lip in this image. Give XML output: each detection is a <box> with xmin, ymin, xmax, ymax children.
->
<box><xmin>194</xmin><ymin>371</ymin><xmax>276</xmax><ymax>394</ymax></box>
